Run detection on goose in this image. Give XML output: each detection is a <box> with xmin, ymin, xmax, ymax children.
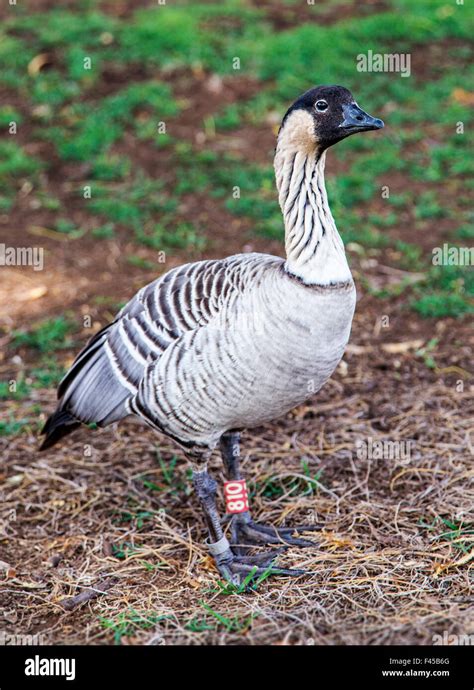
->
<box><xmin>40</xmin><ymin>85</ymin><xmax>384</xmax><ymax>583</ymax></box>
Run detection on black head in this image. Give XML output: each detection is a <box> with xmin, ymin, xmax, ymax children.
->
<box><xmin>279</xmin><ymin>85</ymin><xmax>384</xmax><ymax>152</ymax></box>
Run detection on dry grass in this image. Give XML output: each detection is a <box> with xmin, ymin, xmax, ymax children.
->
<box><xmin>1</xmin><ymin>335</ymin><xmax>473</xmax><ymax>645</ymax></box>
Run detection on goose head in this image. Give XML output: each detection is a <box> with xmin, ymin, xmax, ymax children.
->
<box><xmin>278</xmin><ymin>85</ymin><xmax>384</xmax><ymax>154</ymax></box>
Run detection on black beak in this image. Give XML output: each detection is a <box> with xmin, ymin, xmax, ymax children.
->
<box><xmin>339</xmin><ymin>103</ymin><xmax>384</xmax><ymax>133</ymax></box>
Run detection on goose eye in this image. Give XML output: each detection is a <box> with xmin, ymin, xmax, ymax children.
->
<box><xmin>315</xmin><ymin>100</ymin><xmax>328</xmax><ymax>112</ymax></box>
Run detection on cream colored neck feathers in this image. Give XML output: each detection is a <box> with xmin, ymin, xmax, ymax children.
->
<box><xmin>274</xmin><ymin>109</ymin><xmax>352</xmax><ymax>286</ymax></box>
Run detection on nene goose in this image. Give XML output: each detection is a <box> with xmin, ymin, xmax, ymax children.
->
<box><xmin>41</xmin><ymin>86</ymin><xmax>383</xmax><ymax>583</ymax></box>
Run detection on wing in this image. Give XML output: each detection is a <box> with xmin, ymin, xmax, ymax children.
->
<box><xmin>40</xmin><ymin>253</ymin><xmax>277</xmax><ymax>449</ymax></box>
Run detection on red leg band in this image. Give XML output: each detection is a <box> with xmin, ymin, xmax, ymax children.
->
<box><xmin>224</xmin><ymin>479</ymin><xmax>249</xmax><ymax>514</ymax></box>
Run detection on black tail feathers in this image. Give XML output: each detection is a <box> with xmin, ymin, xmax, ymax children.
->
<box><xmin>39</xmin><ymin>409</ymin><xmax>81</xmax><ymax>451</ymax></box>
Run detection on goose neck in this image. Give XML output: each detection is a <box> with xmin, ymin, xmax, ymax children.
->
<box><xmin>274</xmin><ymin>146</ymin><xmax>351</xmax><ymax>286</ymax></box>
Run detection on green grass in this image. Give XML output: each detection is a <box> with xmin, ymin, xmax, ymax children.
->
<box><xmin>1</xmin><ymin>325</ymin><xmax>68</xmax><ymax>407</ymax></box>
<box><xmin>435</xmin><ymin>518</ymin><xmax>474</xmax><ymax>555</ymax></box>
<box><xmin>0</xmin><ymin>413</ymin><xmax>36</xmax><ymax>436</ymax></box>
<box><xmin>88</xmin><ymin>176</ymin><xmax>173</xmax><ymax>227</ymax></box>
<box><xmin>415</xmin><ymin>338</ymin><xmax>439</xmax><ymax>370</ymax></box>
<box><xmin>0</xmin><ymin>106</ymin><xmax>23</xmax><ymax>128</ymax></box>
<box><xmin>0</xmin><ymin>140</ymin><xmax>43</xmax><ymax>210</ymax></box>
<box><xmin>0</xmin><ymin>377</ymin><xmax>31</xmax><ymax>401</ymax></box>
<box><xmin>126</xmin><ymin>255</ymin><xmax>154</xmax><ymax>270</ymax></box>
<box><xmin>91</xmin><ymin>155</ymin><xmax>131</xmax><ymax>182</ymax></box>
<box><xmin>0</xmin><ymin>195</ymin><xmax>14</xmax><ymax>212</ymax></box>
<box><xmin>0</xmin><ymin>363</ymin><xmax>64</xmax><ymax>399</ymax></box>
<box><xmin>414</xmin><ymin>191</ymin><xmax>447</xmax><ymax>220</ymax></box>
<box><xmin>455</xmin><ymin>223</ymin><xmax>474</xmax><ymax>241</ymax></box>
<box><xmin>420</xmin><ymin>516</ymin><xmax>474</xmax><ymax>555</ymax></box>
<box><xmin>259</xmin><ymin>460</ymin><xmax>323</xmax><ymax>499</ymax></box>
<box><xmin>0</xmin><ymin>141</ymin><xmax>42</xmax><ymax>178</ymax></box>
<box><xmin>410</xmin><ymin>260</ymin><xmax>474</xmax><ymax>318</ymax></box>
<box><xmin>91</xmin><ymin>222</ymin><xmax>116</xmax><ymax>239</ymax></box>
<box><xmin>54</xmin><ymin>218</ymin><xmax>85</xmax><ymax>237</ymax></box>
<box><xmin>0</xmin><ymin>32</ymin><xmax>34</xmax><ymax>89</ymax></box>
<box><xmin>35</xmin><ymin>192</ymin><xmax>62</xmax><ymax>211</ymax></box>
<box><xmin>45</xmin><ymin>81</ymin><xmax>178</xmax><ymax>162</ymax></box>
<box><xmin>136</xmin><ymin>454</ymin><xmax>193</xmax><ymax>498</ymax></box>
<box><xmin>110</xmin><ymin>541</ymin><xmax>140</xmax><ymax>560</ymax></box>
<box><xmin>105</xmin><ymin>3</ymin><xmax>265</xmax><ymax>74</ymax></box>
<box><xmin>29</xmin><ymin>360</ymin><xmax>67</xmax><ymax>388</ymax></box>
<box><xmin>0</xmin><ymin>0</ymin><xmax>472</xmax><ymax>319</ymax></box>
<box><xmin>89</xmin><ymin>171</ymin><xmax>205</xmax><ymax>252</ymax></box>
<box><xmin>258</xmin><ymin>1</ymin><xmax>472</xmax><ymax>98</ymax></box>
<box><xmin>30</xmin><ymin>72</ymin><xmax>83</xmax><ymax>108</ymax></box>
<box><xmin>113</xmin><ymin>509</ymin><xmax>156</xmax><ymax>530</ymax></box>
<box><xmin>394</xmin><ymin>241</ymin><xmax>424</xmax><ymax>271</ymax></box>
<box><xmin>207</xmin><ymin>564</ymin><xmax>275</xmax><ymax>595</ymax></box>
<box><xmin>10</xmin><ymin>9</ymin><xmax>117</xmax><ymax>49</ymax></box>
<box><xmin>197</xmin><ymin>601</ymin><xmax>258</xmax><ymax>631</ymax></box>
<box><xmin>99</xmin><ymin>608</ymin><xmax>170</xmax><ymax>645</ymax></box>
<box><xmin>148</xmin><ymin>451</ymin><xmax>194</xmax><ymax>496</ymax></box>
<box><xmin>411</xmin><ymin>292</ymin><xmax>473</xmax><ymax>319</ymax></box>
<box><xmin>12</xmin><ymin>317</ymin><xmax>76</xmax><ymax>354</ymax></box>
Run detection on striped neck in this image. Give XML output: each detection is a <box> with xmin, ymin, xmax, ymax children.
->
<box><xmin>274</xmin><ymin>145</ymin><xmax>351</xmax><ymax>285</ymax></box>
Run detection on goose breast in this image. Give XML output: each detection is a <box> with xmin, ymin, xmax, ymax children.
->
<box><xmin>133</xmin><ymin>259</ymin><xmax>356</xmax><ymax>446</ymax></box>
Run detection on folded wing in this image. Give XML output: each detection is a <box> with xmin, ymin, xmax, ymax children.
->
<box><xmin>40</xmin><ymin>255</ymin><xmax>267</xmax><ymax>449</ymax></box>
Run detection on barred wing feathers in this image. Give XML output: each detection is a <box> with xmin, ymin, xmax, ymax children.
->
<box><xmin>40</xmin><ymin>254</ymin><xmax>277</xmax><ymax>450</ymax></box>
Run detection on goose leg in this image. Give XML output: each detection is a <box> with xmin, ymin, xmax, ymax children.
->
<box><xmin>219</xmin><ymin>432</ymin><xmax>320</xmax><ymax>549</ymax></box>
<box><xmin>192</xmin><ymin>468</ymin><xmax>303</xmax><ymax>584</ymax></box>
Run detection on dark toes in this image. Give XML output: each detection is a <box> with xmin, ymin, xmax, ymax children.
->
<box><xmin>215</xmin><ymin>552</ymin><xmax>306</xmax><ymax>586</ymax></box>
<box><xmin>233</xmin><ymin>548</ymin><xmax>286</xmax><ymax>567</ymax></box>
<box><xmin>233</xmin><ymin>519</ymin><xmax>317</xmax><ymax>548</ymax></box>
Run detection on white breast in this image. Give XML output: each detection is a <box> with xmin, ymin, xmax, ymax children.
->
<box><xmin>146</xmin><ymin>265</ymin><xmax>356</xmax><ymax>445</ymax></box>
